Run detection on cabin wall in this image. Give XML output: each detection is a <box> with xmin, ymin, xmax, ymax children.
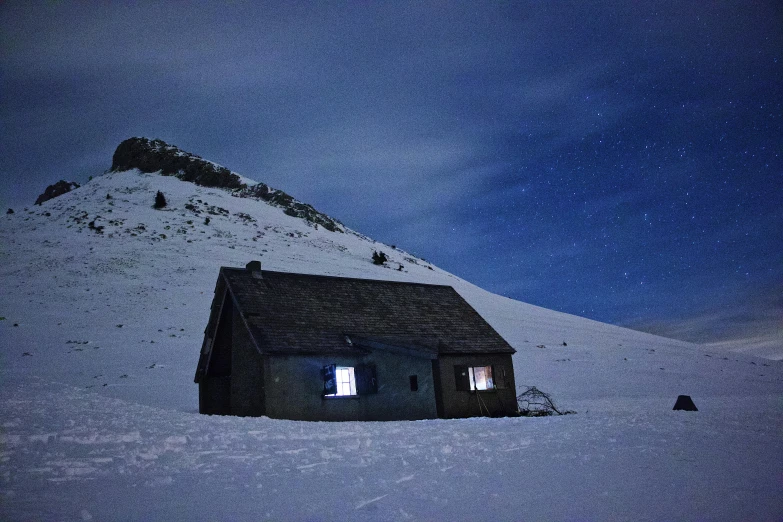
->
<box><xmin>360</xmin><ymin>350</ymin><xmax>436</xmax><ymax>421</ymax></box>
<box><xmin>263</xmin><ymin>351</ymin><xmax>436</xmax><ymax>421</ymax></box>
<box><xmin>264</xmin><ymin>355</ymin><xmax>361</xmax><ymax>421</ymax></box>
<box><xmin>229</xmin><ymin>307</ymin><xmax>265</xmax><ymax>417</ymax></box>
<box><xmin>198</xmin><ymin>294</ymin><xmax>233</xmax><ymax>415</ymax></box>
<box><xmin>199</xmin><ymin>376</ymin><xmax>230</xmax><ymax>415</ymax></box>
<box><xmin>434</xmin><ymin>354</ymin><xmax>517</xmax><ymax>418</ymax></box>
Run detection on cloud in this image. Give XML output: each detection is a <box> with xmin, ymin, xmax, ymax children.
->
<box><xmin>0</xmin><ymin>0</ymin><xmax>779</xmax><ymax>353</ymax></box>
<box><xmin>621</xmin><ymin>284</ymin><xmax>783</xmax><ymax>347</ymax></box>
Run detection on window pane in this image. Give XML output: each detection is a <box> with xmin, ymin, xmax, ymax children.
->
<box><xmin>331</xmin><ymin>367</ymin><xmax>356</xmax><ymax>396</ymax></box>
<box><xmin>475</xmin><ymin>366</ymin><xmax>487</xmax><ymax>390</ymax></box>
<box><xmin>483</xmin><ymin>366</ymin><xmax>493</xmax><ymax>389</ymax></box>
<box><xmin>469</xmin><ymin>366</ymin><xmax>494</xmax><ymax>390</ymax></box>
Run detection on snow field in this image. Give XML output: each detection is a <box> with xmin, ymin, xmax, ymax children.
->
<box><xmin>1</xmin><ymin>169</ymin><xmax>782</xmax><ymax>520</ymax></box>
<box><xmin>1</xmin><ymin>379</ymin><xmax>780</xmax><ymax>521</ymax></box>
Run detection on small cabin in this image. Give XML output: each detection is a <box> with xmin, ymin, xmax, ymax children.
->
<box><xmin>194</xmin><ymin>262</ymin><xmax>518</xmax><ymax>421</ymax></box>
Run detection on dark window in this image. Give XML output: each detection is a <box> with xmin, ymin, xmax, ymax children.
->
<box><xmin>454</xmin><ymin>365</ymin><xmax>470</xmax><ymax>391</ymax></box>
<box><xmin>409</xmin><ymin>375</ymin><xmax>418</xmax><ymax>391</ymax></box>
<box><xmin>355</xmin><ymin>364</ymin><xmax>378</xmax><ymax>395</ymax></box>
<box><xmin>494</xmin><ymin>366</ymin><xmax>508</xmax><ymax>389</ymax></box>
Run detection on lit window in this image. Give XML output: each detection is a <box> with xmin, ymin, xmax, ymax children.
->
<box><xmin>335</xmin><ymin>367</ymin><xmax>357</xmax><ymax>396</ymax></box>
<box><xmin>322</xmin><ymin>364</ymin><xmax>376</xmax><ymax>397</ymax></box>
<box><xmin>468</xmin><ymin>366</ymin><xmax>494</xmax><ymax>391</ymax></box>
<box><xmin>325</xmin><ymin>366</ymin><xmax>357</xmax><ymax>396</ymax></box>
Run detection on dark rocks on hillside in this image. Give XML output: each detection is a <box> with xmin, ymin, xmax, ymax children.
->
<box><xmin>6</xmin><ymin>208</ymin><xmax>13</xmax><ymax>214</ymax></box>
<box><xmin>35</xmin><ymin>180</ymin><xmax>80</xmax><ymax>206</ymax></box>
<box><xmin>111</xmin><ymin>137</ymin><xmax>344</xmax><ymax>232</ymax></box>
<box><xmin>236</xmin><ymin>183</ymin><xmax>343</xmax><ymax>232</ymax></box>
<box><xmin>372</xmin><ymin>251</ymin><xmax>388</xmax><ymax>265</ymax></box>
<box><xmin>111</xmin><ymin>137</ymin><xmax>243</xmax><ymax>189</ymax></box>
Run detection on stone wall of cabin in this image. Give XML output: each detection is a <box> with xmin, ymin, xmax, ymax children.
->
<box><xmin>360</xmin><ymin>350</ymin><xmax>437</xmax><ymax>421</ymax></box>
<box><xmin>229</xmin><ymin>306</ymin><xmax>265</xmax><ymax>417</ymax></box>
<box><xmin>263</xmin><ymin>351</ymin><xmax>436</xmax><ymax>421</ymax></box>
<box><xmin>198</xmin><ymin>293</ymin><xmax>233</xmax><ymax>415</ymax></box>
<box><xmin>434</xmin><ymin>354</ymin><xmax>517</xmax><ymax>419</ymax></box>
<box><xmin>264</xmin><ymin>354</ymin><xmax>361</xmax><ymax>421</ymax></box>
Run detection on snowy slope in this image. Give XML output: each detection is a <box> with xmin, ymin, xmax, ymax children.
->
<box><xmin>1</xmin><ymin>167</ymin><xmax>781</xmax><ymax>521</ymax></box>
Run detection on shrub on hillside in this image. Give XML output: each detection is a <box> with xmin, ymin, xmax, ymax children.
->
<box><xmin>516</xmin><ymin>386</ymin><xmax>574</xmax><ymax>416</ymax></box>
<box><xmin>153</xmin><ymin>191</ymin><xmax>167</xmax><ymax>209</ymax></box>
<box><xmin>372</xmin><ymin>251</ymin><xmax>388</xmax><ymax>265</ymax></box>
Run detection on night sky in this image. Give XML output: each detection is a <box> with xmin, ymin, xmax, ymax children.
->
<box><xmin>2</xmin><ymin>2</ymin><xmax>781</xmax><ymax>345</ymax></box>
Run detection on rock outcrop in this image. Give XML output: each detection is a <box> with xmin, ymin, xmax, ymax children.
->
<box><xmin>234</xmin><ymin>183</ymin><xmax>342</xmax><ymax>232</ymax></box>
<box><xmin>111</xmin><ymin>137</ymin><xmax>343</xmax><ymax>232</ymax></box>
<box><xmin>35</xmin><ymin>180</ymin><xmax>80</xmax><ymax>205</ymax></box>
<box><xmin>111</xmin><ymin>137</ymin><xmax>243</xmax><ymax>189</ymax></box>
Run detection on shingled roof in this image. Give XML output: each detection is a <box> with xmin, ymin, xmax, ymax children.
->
<box><xmin>213</xmin><ymin>266</ymin><xmax>515</xmax><ymax>357</ymax></box>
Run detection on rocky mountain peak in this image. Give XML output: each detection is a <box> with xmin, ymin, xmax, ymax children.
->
<box><xmin>111</xmin><ymin>137</ymin><xmax>243</xmax><ymax>189</ymax></box>
<box><xmin>110</xmin><ymin>137</ymin><xmax>343</xmax><ymax>232</ymax></box>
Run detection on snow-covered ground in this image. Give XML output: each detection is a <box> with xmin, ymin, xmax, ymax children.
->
<box><xmin>1</xmin><ymin>169</ymin><xmax>781</xmax><ymax>520</ymax></box>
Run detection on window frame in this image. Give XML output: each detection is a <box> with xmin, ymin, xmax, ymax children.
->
<box><xmin>324</xmin><ymin>366</ymin><xmax>357</xmax><ymax>397</ymax></box>
<box><xmin>454</xmin><ymin>364</ymin><xmax>496</xmax><ymax>392</ymax></box>
<box><xmin>468</xmin><ymin>365</ymin><xmax>495</xmax><ymax>391</ymax></box>
<box><xmin>322</xmin><ymin>363</ymin><xmax>377</xmax><ymax>398</ymax></box>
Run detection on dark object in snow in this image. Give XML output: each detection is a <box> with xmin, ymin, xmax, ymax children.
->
<box><xmin>88</xmin><ymin>220</ymin><xmax>104</xmax><ymax>233</ymax></box>
<box><xmin>106</xmin><ymin>193</ymin><xmax>112</xmax><ymax>199</ymax></box>
<box><xmin>516</xmin><ymin>386</ymin><xmax>574</xmax><ymax>416</ymax></box>
<box><xmin>204</xmin><ymin>217</ymin><xmax>210</xmax><ymax>225</ymax></box>
<box><xmin>245</xmin><ymin>260</ymin><xmax>262</xmax><ymax>274</ymax></box>
<box><xmin>6</xmin><ymin>208</ymin><xmax>13</xmax><ymax>214</ymax></box>
<box><xmin>34</xmin><ymin>180</ymin><xmax>80</xmax><ymax>205</ymax></box>
<box><xmin>562</xmin><ymin>341</ymin><xmax>567</xmax><ymax>346</ymax></box>
<box><xmin>153</xmin><ymin>191</ymin><xmax>167</xmax><ymax>209</ymax></box>
<box><xmin>372</xmin><ymin>251</ymin><xmax>388</xmax><ymax>265</ymax></box>
<box><xmin>195</xmin><ymin>264</ymin><xmax>518</xmax><ymax>421</ymax></box>
<box><xmin>673</xmin><ymin>395</ymin><xmax>698</xmax><ymax>411</ymax></box>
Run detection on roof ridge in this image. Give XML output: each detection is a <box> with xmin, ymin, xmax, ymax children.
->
<box><xmin>219</xmin><ymin>266</ymin><xmax>456</xmax><ymax>289</ymax></box>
